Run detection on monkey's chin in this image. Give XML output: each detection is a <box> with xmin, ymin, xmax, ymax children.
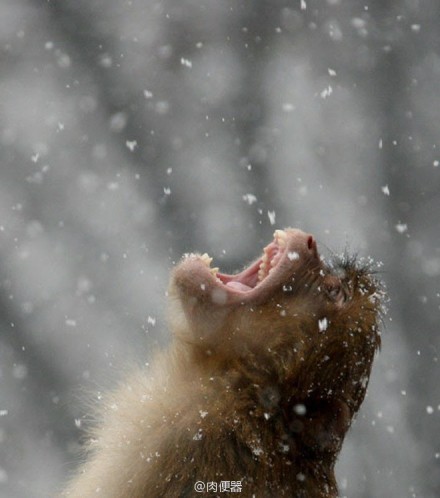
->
<box><xmin>175</xmin><ymin>228</ymin><xmax>320</xmax><ymax>306</ymax></box>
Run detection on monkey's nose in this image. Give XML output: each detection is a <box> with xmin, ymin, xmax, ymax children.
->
<box><xmin>284</xmin><ymin>229</ymin><xmax>320</xmax><ymax>261</ymax></box>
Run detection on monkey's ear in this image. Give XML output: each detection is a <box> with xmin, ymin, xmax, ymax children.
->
<box><xmin>292</xmin><ymin>399</ymin><xmax>352</xmax><ymax>456</ymax></box>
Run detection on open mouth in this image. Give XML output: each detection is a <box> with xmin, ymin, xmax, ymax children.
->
<box><xmin>189</xmin><ymin>228</ymin><xmax>319</xmax><ymax>304</ymax></box>
<box><xmin>204</xmin><ymin>229</ymin><xmax>289</xmax><ymax>292</ymax></box>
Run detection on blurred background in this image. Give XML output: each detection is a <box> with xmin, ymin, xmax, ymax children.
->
<box><xmin>0</xmin><ymin>0</ymin><xmax>439</xmax><ymax>496</ymax></box>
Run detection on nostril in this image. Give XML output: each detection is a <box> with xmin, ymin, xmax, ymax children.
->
<box><xmin>307</xmin><ymin>236</ymin><xmax>319</xmax><ymax>256</ymax></box>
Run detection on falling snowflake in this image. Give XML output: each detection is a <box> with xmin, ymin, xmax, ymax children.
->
<box><xmin>320</xmin><ymin>86</ymin><xmax>333</xmax><ymax>99</ymax></box>
<box><xmin>381</xmin><ymin>185</ymin><xmax>390</xmax><ymax>196</ymax></box>
<box><xmin>395</xmin><ymin>223</ymin><xmax>408</xmax><ymax>234</ymax></box>
<box><xmin>318</xmin><ymin>318</ymin><xmax>328</xmax><ymax>332</ymax></box>
<box><xmin>288</xmin><ymin>251</ymin><xmax>300</xmax><ymax>261</ymax></box>
<box><xmin>268</xmin><ymin>211</ymin><xmax>276</xmax><ymax>225</ymax></box>
<box><xmin>242</xmin><ymin>193</ymin><xmax>257</xmax><ymax>205</ymax></box>
<box><xmin>126</xmin><ymin>140</ymin><xmax>138</xmax><ymax>152</ymax></box>
<box><xmin>180</xmin><ymin>58</ymin><xmax>192</xmax><ymax>68</ymax></box>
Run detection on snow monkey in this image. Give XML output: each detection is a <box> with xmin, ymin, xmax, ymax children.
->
<box><xmin>62</xmin><ymin>228</ymin><xmax>384</xmax><ymax>498</ymax></box>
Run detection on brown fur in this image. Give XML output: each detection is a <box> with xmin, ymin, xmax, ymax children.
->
<box><xmin>62</xmin><ymin>230</ymin><xmax>384</xmax><ymax>497</ymax></box>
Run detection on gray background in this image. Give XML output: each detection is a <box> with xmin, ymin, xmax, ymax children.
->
<box><xmin>0</xmin><ymin>1</ymin><xmax>439</xmax><ymax>497</ymax></box>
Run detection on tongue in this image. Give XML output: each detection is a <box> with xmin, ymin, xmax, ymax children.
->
<box><xmin>226</xmin><ymin>281</ymin><xmax>253</xmax><ymax>292</ymax></box>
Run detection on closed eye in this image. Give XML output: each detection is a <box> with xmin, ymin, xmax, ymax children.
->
<box><xmin>323</xmin><ymin>277</ymin><xmax>347</xmax><ymax>306</ymax></box>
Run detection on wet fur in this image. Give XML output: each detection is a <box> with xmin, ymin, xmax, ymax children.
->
<box><xmin>62</xmin><ymin>252</ymin><xmax>384</xmax><ymax>497</ymax></box>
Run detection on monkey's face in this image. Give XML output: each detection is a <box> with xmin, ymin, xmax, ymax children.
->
<box><xmin>171</xmin><ymin>228</ymin><xmax>319</xmax><ymax>343</ymax></box>
<box><xmin>170</xmin><ymin>228</ymin><xmax>383</xmax><ymax>412</ymax></box>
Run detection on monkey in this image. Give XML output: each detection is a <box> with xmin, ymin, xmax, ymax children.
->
<box><xmin>61</xmin><ymin>228</ymin><xmax>384</xmax><ymax>498</ymax></box>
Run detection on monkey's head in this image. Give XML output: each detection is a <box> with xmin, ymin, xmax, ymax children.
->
<box><xmin>170</xmin><ymin>229</ymin><xmax>384</xmax><ymax>446</ymax></box>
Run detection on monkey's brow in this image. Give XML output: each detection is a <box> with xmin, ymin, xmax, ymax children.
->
<box><xmin>331</xmin><ymin>254</ymin><xmax>383</xmax><ymax>280</ymax></box>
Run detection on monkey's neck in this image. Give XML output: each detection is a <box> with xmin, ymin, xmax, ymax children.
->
<box><xmin>194</xmin><ymin>369</ymin><xmax>341</xmax><ymax>497</ymax></box>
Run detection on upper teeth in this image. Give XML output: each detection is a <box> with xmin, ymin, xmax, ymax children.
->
<box><xmin>274</xmin><ymin>229</ymin><xmax>287</xmax><ymax>247</ymax></box>
<box><xmin>200</xmin><ymin>253</ymin><xmax>218</xmax><ymax>276</ymax></box>
<box><xmin>257</xmin><ymin>229</ymin><xmax>288</xmax><ymax>282</ymax></box>
<box><xmin>200</xmin><ymin>253</ymin><xmax>212</xmax><ymax>265</ymax></box>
